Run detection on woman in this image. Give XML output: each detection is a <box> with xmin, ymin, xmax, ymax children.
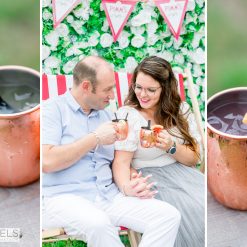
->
<box><xmin>112</xmin><ymin>56</ymin><xmax>204</xmax><ymax>247</ymax></box>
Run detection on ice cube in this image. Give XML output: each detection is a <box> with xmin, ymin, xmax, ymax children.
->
<box><xmin>14</xmin><ymin>92</ymin><xmax>32</xmax><ymax>101</ymax></box>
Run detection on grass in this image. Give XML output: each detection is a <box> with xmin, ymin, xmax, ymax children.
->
<box><xmin>207</xmin><ymin>0</ymin><xmax>247</xmax><ymax>97</ymax></box>
<box><xmin>42</xmin><ymin>235</ymin><xmax>131</xmax><ymax>247</ymax></box>
<box><xmin>0</xmin><ymin>0</ymin><xmax>39</xmax><ymax>70</ymax></box>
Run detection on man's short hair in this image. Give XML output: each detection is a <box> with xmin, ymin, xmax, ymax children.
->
<box><xmin>73</xmin><ymin>60</ymin><xmax>97</xmax><ymax>92</ymax></box>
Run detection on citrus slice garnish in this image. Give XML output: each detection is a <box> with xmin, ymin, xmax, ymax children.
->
<box><xmin>151</xmin><ymin>124</ymin><xmax>164</xmax><ymax>134</ymax></box>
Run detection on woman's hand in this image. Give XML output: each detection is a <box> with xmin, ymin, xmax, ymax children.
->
<box><xmin>124</xmin><ymin>172</ymin><xmax>158</xmax><ymax>199</ymax></box>
<box><xmin>155</xmin><ymin>130</ymin><xmax>173</xmax><ymax>152</ymax></box>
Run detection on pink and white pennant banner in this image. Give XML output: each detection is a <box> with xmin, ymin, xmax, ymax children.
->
<box><xmin>102</xmin><ymin>0</ymin><xmax>137</xmax><ymax>42</ymax></box>
<box><xmin>52</xmin><ymin>0</ymin><xmax>81</xmax><ymax>28</ymax></box>
<box><xmin>155</xmin><ymin>0</ymin><xmax>188</xmax><ymax>40</ymax></box>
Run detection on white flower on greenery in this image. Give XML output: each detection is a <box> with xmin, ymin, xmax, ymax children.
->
<box><xmin>193</xmin><ymin>83</ymin><xmax>200</xmax><ymax>97</ymax></box>
<box><xmin>100</xmin><ymin>2</ymin><xmax>104</xmax><ymax>11</ymax></box>
<box><xmin>156</xmin><ymin>51</ymin><xmax>173</xmax><ymax>63</ymax></box>
<box><xmin>125</xmin><ymin>57</ymin><xmax>138</xmax><ymax>73</ymax></box>
<box><xmin>196</xmin><ymin>76</ymin><xmax>205</xmax><ymax>88</ymax></box>
<box><xmin>79</xmin><ymin>54</ymin><xmax>85</xmax><ymax>61</ymax></box>
<box><xmin>88</xmin><ymin>31</ymin><xmax>100</xmax><ymax>47</ymax></box>
<box><xmin>199</xmin><ymin>12</ymin><xmax>205</xmax><ymax>23</ymax></box>
<box><xmin>191</xmin><ymin>33</ymin><xmax>203</xmax><ymax>49</ymax></box>
<box><xmin>131</xmin><ymin>10</ymin><xmax>151</xmax><ymax>26</ymax></box>
<box><xmin>45</xmin><ymin>31</ymin><xmax>59</xmax><ymax>50</ymax></box>
<box><xmin>101</xmin><ymin>19</ymin><xmax>109</xmax><ymax>32</ymax></box>
<box><xmin>130</xmin><ymin>26</ymin><xmax>145</xmax><ymax>36</ymax></box>
<box><xmin>160</xmin><ymin>29</ymin><xmax>171</xmax><ymax>38</ymax></box>
<box><xmin>189</xmin><ymin>48</ymin><xmax>205</xmax><ymax>64</ymax></box>
<box><xmin>91</xmin><ymin>49</ymin><xmax>99</xmax><ymax>56</ymax></box>
<box><xmin>164</xmin><ymin>39</ymin><xmax>173</xmax><ymax>48</ymax></box>
<box><xmin>42</xmin><ymin>45</ymin><xmax>51</xmax><ymax>60</ymax></box>
<box><xmin>179</xmin><ymin>25</ymin><xmax>186</xmax><ymax>35</ymax></box>
<box><xmin>74</xmin><ymin>6</ymin><xmax>90</xmax><ymax>21</ymax></box>
<box><xmin>172</xmin><ymin>66</ymin><xmax>183</xmax><ymax>74</ymax></box>
<box><xmin>181</xmin><ymin>48</ymin><xmax>188</xmax><ymax>56</ymax></box>
<box><xmin>116</xmin><ymin>51</ymin><xmax>124</xmax><ymax>59</ymax></box>
<box><xmin>77</xmin><ymin>41</ymin><xmax>89</xmax><ymax>49</ymax></box>
<box><xmin>55</xmin><ymin>24</ymin><xmax>69</xmax><ymax>37</ymax></box>
<box><xmin>100</xmin><ymin>33</ymin><xmax>113</xmax><ymax>48</ymax></box>
<box><xmin>66</xmin><ymin>15</ymin><xmax>74</xmax><ymax>23</ymax></box>
<box><xmin>118</xmin><ymin>31</ymin><xmax>130</xmax><ymax>49</ymax></box>
<box><xmin>173</xmin><ymin>37</ymin><xmax>183</xmax><ymax>50</ymax></box>
<box><xmin>73</xmin><ymin>6</ymin><xmax>83</xmax><ymax>18</ymax></box>
<box><xmin>65</xmin><ymin>44</ymin><xmax>82</xmax><ymax>57</ymax></box>
<box><xmin>43</xmin><ymin>9</ymin><xmax>52</xmax><ymax>20</ymax></box>
<box><xmin>42</xmin><ymin>0</ymin><xmax>51</xmax><ymax>7</ymax></box>
<box><xmin>147</xmin><ymin>20</ymin><xmax>158</xmax><ymax>34</ymax></box>
<box><xmin>196</xmin><ymin>0</ymin><xmax>204</xmax><ymax>8</ymax></box>
<box><xmin>147</xmin><ymin>34</ymin><xmax>159</xmax><ymax>46</ymax></box>
<box><xmin>142</xmin><ymin>4</ymin><xmax>157</xmax><ymax>18</ymax></box>
<box><xmin>193</xmin><ymin>64</ymin><xmax>203</xmax><ymax>77</ymax></box>
<box><xmin>66</xmin><ymin>47</ymin><xmax>74</xmax><ymax>57</ymax></box>
<box><xmin>187</xmin><ymin>0</ymin><xmax>195</xmax><ymax>11</ymax></box>
<box><xmin>63</xmin><ymin>37</ymin><xmax>71</xmax><ymax>48</ymax></box>
<box><xmin>43</xmin><ymin>67</ymin><xmax>52</xmax><ymax>75</ymax></box>
<box><xmin>70</xmin><ymin>35</ymin><xmax>77</xmax><ymax>42</ymax></box>
<box><xmin>81</xmin><ymin>8</ymin><xmax>91</xmax><ymax>21</ymax></box>
<box><xmin>185</xmin><ymin>12</ymin><xmax>196</xmax><ymax>24</ymax></box>
<box><xmin>131</xmin><ymin>35</ymin><xmax>145</xmax><ymax>48</ymax></box>
<box><xmin>71</xmin><ymin>20</ymin><xmax>84</xmax><ymax>35</ymax></box>
<box><xmin>147</xmin><ymin>47</ymin><xmax>156</xmax><ymax>56</ymax></box>
<box><xmin>145</xmin><ymin>0</ymin><xmax>156</xmax><ymax>8</ymax></box>
<box><xmin>44</xmin><ymin>56</ymin><xmax>61</xmax><ymax>69</ymax></box>
<box><xmin>63</xmin><ymin>59</ymin><xmax>78</xmax><ymax>74</ymax></box>
<box><xmin>174</xmin><ymin>54</ymin><xmax>185</xmax><ymax>64</ymax></box>
<box><xmin>187</xmin><ymin>63</ymin><xmax>193</xmax><ymax>69</ymax></box>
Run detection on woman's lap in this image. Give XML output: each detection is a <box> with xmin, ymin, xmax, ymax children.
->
<box><xmin>140</xmin><ymin>162</ymin><xmax>205</xmax><ymax>247</ymax></box>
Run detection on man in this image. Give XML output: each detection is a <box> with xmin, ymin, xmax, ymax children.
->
<box><xmin>42</xmin><ymin>56</ymin><xmax>180</xmax><ymax>247</ymax></box>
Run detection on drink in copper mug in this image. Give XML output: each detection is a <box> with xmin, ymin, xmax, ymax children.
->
<box><xmin>207</xmin><ymin>87</ymin><xmax>247</xmax><ymax>210</ymax></box>
<box><xmin>0</xmin><ymin>66</ymin><xmax>40</xmax><ymax>187</ymax></box>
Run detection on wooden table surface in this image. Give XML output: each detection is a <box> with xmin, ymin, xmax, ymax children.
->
<box><xmin>0</xmin><ymin>181</ymin><xmax>40</xmax><ymax>247</ymax></box>
<box><xmin>207</xmin><ymin>190</ymin><xmax>247</xmax><ymax>247</ymax></box>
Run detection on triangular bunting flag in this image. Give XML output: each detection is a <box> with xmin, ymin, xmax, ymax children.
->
<box><xmin>155</xmin><ymin>0</ymin><xmax>188</xmax><ymax>40</ymax></box>
<box><xmin>52</xmin><ymin>0</ymin><xmax>81</xmax><ymax>28</ymax></box>
<box><xmin>102</xmin><ymin>0</ymin><xmax>137</xmax><ymax>42</ymax></box>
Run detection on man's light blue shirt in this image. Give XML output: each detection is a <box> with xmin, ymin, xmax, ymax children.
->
<box><xmin>42</xmin><ymin>91</ymin><xmax>119</xmax><ymax>201</ymax></box>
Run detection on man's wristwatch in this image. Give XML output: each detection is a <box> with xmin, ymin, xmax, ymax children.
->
<box><xmin>166</xmin><ymin>141</ymin><xmax>177</xmax><ymax>154</ymax></box>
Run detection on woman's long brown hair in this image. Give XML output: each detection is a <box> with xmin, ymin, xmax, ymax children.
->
<box><xmin>125</xmin><ymin>56</ymin><xmax>198</xmax><ymax>155</ymax></box>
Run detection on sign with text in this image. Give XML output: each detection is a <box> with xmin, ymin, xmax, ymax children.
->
<box><xmin>102</xmin><ymin>0</ymin><xmax>137</xmax><ymax>42</ymax></box>
<box><xmin>155</xmin><ymin>0</ymin><xmax>188</xmax><ymax>40</ymax></box>
<box><xmin>52</xmin><ymin>0</ymin><xmax>81</xmax><ymax>28</ymax></box>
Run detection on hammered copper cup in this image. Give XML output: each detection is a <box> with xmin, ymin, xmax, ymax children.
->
<box><xmin>0</xmin><ymin>66</ymin><xmax>40</xmax><ymax>187</ymax></box>
<box><xmin>207</xmin><ymin>87</ymin><xmax>247</xmax><ymax>210</ymax></box>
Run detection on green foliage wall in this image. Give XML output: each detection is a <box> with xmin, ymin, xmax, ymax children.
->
<box><xmin>42</xmin><ymin>0</ymin><xmax>205</xmax><ymax>121</ymax></box>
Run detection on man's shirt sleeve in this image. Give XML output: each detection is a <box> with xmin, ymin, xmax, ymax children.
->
<box><xmin>42</xmin><ymin>100</ymin><xmax>62</xmax><ymax>146</ymax></box>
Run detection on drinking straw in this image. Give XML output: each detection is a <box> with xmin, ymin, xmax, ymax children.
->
<box><xmin>125</xmin><ymin>113</ymin><xmax>129</xmax><ymax>121</ymax></box>
<box><xmin>114</xmin><ymin>112</ymin><xmax>118</xmax><ymax>121</ymax></box>
<box><xmin>147</xmin><ymin>120</ymin><xmax>151</xmax><ymax>129</ymax></box>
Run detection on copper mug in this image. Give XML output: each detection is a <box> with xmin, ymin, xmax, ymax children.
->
<box><xmin>0</xmin><ymin>66</ymin><xmax>40</xmax><ymax>187</ymax></box>
<box><xmin>207</xmin><ymin>87</ymin><xmax>247</xmax><ymax>210</ymax></box>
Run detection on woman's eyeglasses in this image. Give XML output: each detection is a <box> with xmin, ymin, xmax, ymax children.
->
<box><xmin>132</xmin><ymin>84</ymin><xmax>161</xmax><ymax>96</ymax></box>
